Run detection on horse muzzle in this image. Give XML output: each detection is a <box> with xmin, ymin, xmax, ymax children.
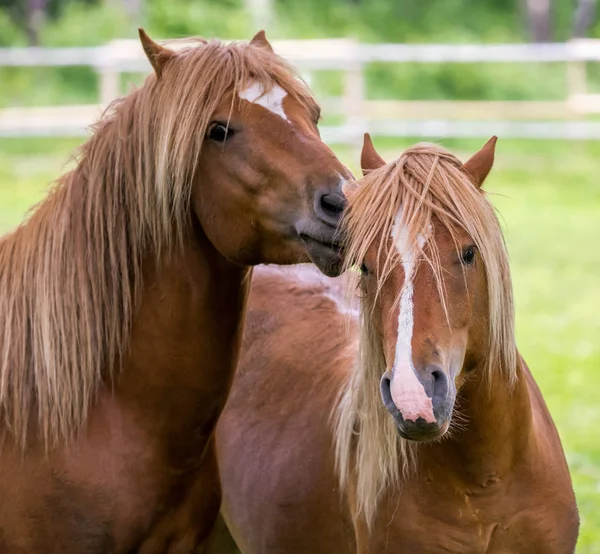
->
<box><xmin>296</xmin><ymin>222</ymin><xmax>345</xmax><ymax>277</ymax></box>
<box><xmin>380</xmin><ymin>368</ymin><xmax>454</xmax><ymax>442</ymax></box>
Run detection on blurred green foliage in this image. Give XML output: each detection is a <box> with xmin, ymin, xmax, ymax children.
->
<box><xmin>1</xmin><ymin>0</ymin><xmax>599</xmax><ymax>107</ymax></box>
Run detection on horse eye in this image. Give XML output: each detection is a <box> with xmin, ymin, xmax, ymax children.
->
<box><xmin>460</xmin><ymin>246</ymin><xmax>476</xmax><ymax>266</ymax></box>
<box><xmin>360</xmin><ymin>263</ymin><xmax>369</xmax><ymax>276</ymax></box>
<box><xmin>208</xmin><ymin>123</ymin><xmax>232</xmax><ymax>143</ymax></box>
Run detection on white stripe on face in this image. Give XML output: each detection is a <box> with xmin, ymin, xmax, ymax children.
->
<box><xmin>239</xmin><ymin>82</ymin><xmax>289</xmax><ymax>121</ymax></box>
<box><xmin>389</xmin><ymin>213</ymin><xmax>436</xmax><ymax>424</ymax></box>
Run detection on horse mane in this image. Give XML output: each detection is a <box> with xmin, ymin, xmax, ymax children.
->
<box><xmin>333</xmin><ymin>143</ymin><xmax>517</xmax><ymax>529</ymax></box>
<box><xmin>0</xmin><ymin>37</ymin><xmax>318</xmax><ymax>451</ymax></box>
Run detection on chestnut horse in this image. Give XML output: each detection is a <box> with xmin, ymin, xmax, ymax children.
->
<box><xmin>0</xmin><ymin>30</ymin><xmax>353</xmax><ymax>552</ymax></box>
<box><xmin>211</xmin><ymin>136</ymin><xmax>579</xmax><ymax>553</ymax></box>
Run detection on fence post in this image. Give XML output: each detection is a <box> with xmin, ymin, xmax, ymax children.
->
<box><xmin>99</xmin><ymin>68</ymin><xmax>119</xmax><ymax>106</ymax></box>
<box><xmin>342</xmin><ymin>39</ymin><xmax>365</xmax><ymax>152</ymax></box>
<box><xmin>97</xmin><ymin>42</ymin><xmax>120</xmax><ymax>107</ymax></box>
<box><xmin>567</xmin><ymin>61</ymin><xmax>587</xmax><ymax>99</ymax></box>
<box><xmin>566</xmin><ymin>39</ymin><xmax>588</xmax><ymax>118</ymax></box>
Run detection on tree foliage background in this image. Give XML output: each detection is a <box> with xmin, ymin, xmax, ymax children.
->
<box><xmin>0</xmin><ymin>0</ymin><xmax>598</xmax><ymax>108</ymax></box>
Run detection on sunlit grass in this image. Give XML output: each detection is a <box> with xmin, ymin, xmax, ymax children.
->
<box><xmin>0</xmin><ymin>138</ymin><xmax>80</xmax><ymax>232</ymax></box>
<box><xmin>0</xmin><ymin>136</ymin><xmax>598</xmax><ymax>551</ymax></box>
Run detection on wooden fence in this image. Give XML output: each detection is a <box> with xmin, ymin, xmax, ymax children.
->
<box><xmin>1</xmin><ymin>38</ymin><xmax>600</xmax><ymax>143</ymax></box>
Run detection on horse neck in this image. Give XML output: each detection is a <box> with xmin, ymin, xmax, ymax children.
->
<box><xmin>420</xmin><ymin>355</ymin><xmax>532</xmax><ymax>487</ymax></box>
<box><xmin>116</xmin><ymin>219</ymin><xmax>251</xmax><ymax>433</ymax></box>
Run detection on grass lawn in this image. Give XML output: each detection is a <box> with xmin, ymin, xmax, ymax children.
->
<box><xmin>0</xmin><ymin>136</ymin><xmax>599</xmax><ymax>551</ymax></box>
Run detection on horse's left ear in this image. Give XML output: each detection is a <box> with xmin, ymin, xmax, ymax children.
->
<box><xmin>250</xmin><ymin>30</ymin><xmax>274</xmax><ymax>53</ymax></box>
<box><xmin>463</xmin><ymin>136</ymin><xmax>497</xmax><ymax>189</ymax></box>
<box><xmin>360</xmin><ymin>133</ymin><xmax>386</xmax><ymax>176</ymax></box>
<box><xmin>139</xmin><ymin>28</ymin><xmax>175</xmax><ymax>79</ymax></box>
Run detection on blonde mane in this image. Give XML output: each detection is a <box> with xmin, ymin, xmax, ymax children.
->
<box><xmin>333</xmin><ymin>143</ymin><xmax>517</xmax><ymax>528</ymax></box>
<box><xmin>0</xmin><ymin>37</ymin><xmax>317</xmax><ymax>451</ymax></box>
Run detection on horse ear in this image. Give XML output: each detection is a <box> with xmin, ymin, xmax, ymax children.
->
<box><xmin>463</xmin><ymin>136</ymin><xmax>497</xmax><ymax>189</ymax></box>
<box><xmin>138</xmin><ymin>28</ymin><xmax>175</xmax><ymax>79</ymax></box>
<box><xmin>250</xmin><ymin>30</ymin><xmax>274</xmax><ymax>53</ymax></box>
<box><xmin>360</xmin><ymin>133</ymin><xmax>385</xmax><ymax>176</ymax></box>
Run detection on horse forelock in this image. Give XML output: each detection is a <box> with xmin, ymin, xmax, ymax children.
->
<box><xmin>0</xmin><ymin>37</ymin><xmax>316</xmax><ymax>452</ymax></box>
<box><xmin>333</xmin><ymin>142</ymin><xmax>517</xmax><ymax>528</ymax></box>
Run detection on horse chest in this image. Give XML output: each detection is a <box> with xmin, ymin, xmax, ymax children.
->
<box><xmin>59</xmin><ymin>259</ymin><xmax>249</xmax><ymax>552</ymax></box>
<box><xmin>372</xmin><ymin>493</ymin><xmax>507</xmax><ymax>554</ymax></box>
<box><xmin>372</xmin><ymin>474</ymin><xmax>570</xmax><ymax>554</ymax></box>
<box><xmin>0</xmin><ymin>390</ymin><xmax>226</xmax><ymax>553</ymax></box>
<box><xmin>2</xmin><ymin>407</ymin><xmax>233</xmax><ymax>550</ymax></box>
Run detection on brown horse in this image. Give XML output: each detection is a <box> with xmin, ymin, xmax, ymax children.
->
<box><xmin>211</xmin><ymin>136</ymin><xmax>579</xmax><ymax>553</ymax></box>
<box><xmin>0</xmin><ymin>30</ymin><xmax>353</xmax><ymax>553</ymax></box>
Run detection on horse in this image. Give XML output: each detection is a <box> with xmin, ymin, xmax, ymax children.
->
<box><xmin>210</xmin><ymin>135</ymin><xmax>579</xmax><ymax>553</ymax></box>
<box><xmin>0</xmin><ymin>29</ymin><xmax>353</xmax><ymax>553</ymax></box>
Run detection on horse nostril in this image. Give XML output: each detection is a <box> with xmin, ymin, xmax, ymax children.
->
<box><xmin>379</xmin><ymin>371</ymin><xmax>397</xmax><ymax>415</ymax></box>
<box><xmin>318</xmin><ymin>191</ymin><xmax>346</xmax><ymax>220</ymax></box>
<box><xmin>430</xmin><ymin>368</ymin><xmax>448</xmax><ymax>409</ymax></box>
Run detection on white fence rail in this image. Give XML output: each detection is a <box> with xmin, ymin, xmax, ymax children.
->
<box><xmin>1</xmin><ymin>38</ymin><xmax>600</xmax><ymax>142</ymax></box>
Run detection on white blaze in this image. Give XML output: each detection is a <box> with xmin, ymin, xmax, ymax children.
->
<box><xmin>389</xmin><ymin>214</ymin><xmax>436</xmax><ymax>423</ymax></box>
<box><xmin>239</xmin><ymin>82</ymin><xmax>289</xmax><ymax>121</ymax></box>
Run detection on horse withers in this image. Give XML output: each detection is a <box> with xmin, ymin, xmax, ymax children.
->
<box><xmin>0</xmin><ymin>30</ymin><xmax>353</xmax><ymax>553</ymax></box>
<box><xmin>211</xmin><ymin>136</ymin><xmax>579</xmax><ymax>553</ymax></box>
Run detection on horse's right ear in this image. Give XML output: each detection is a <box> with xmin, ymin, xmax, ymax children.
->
<box><xmin>463</xmin><ymin>136</ymin><xmax>497</xmax><ymax>189</ymax></box>
<box><xmin>139</xmin><ymin>28</ymin><xmax>175</xmax><ymax>79</ymax></box>
<box><xmin>250</xmin><ymin>30</ymin><xmax>274</xmax><ymax>53</ymax></box>
<box><xmin>360</xmin><ymin>133</ymin><xmax>386</xmax><ymax>176</ymax></box>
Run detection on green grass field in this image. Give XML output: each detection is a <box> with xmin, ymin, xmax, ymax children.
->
<box><xmin>0</xmin><ymin>136</ymin><xmax>599</xmax><ymax>551</ymax></box>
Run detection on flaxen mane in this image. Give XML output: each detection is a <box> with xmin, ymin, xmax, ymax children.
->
<box><xmin>0</xmin><ymin>37</ymin><xmax>318</xmax><ymax>451</ymax></box>
<box><xmin>333</xmin><ymin>143</ymin><xmax>517</xmax><ymax>528</ymax></box>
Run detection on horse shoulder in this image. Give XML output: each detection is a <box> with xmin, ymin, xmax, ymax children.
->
<box><xmin>216</xmin><ymin>264</ymin><xmax>357</xmax><ymax>553</ymax></box>
<box><xmin>507</xmin><ymin>361</ymin><xmax>580</xmax><ymax>550</ymax></box>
